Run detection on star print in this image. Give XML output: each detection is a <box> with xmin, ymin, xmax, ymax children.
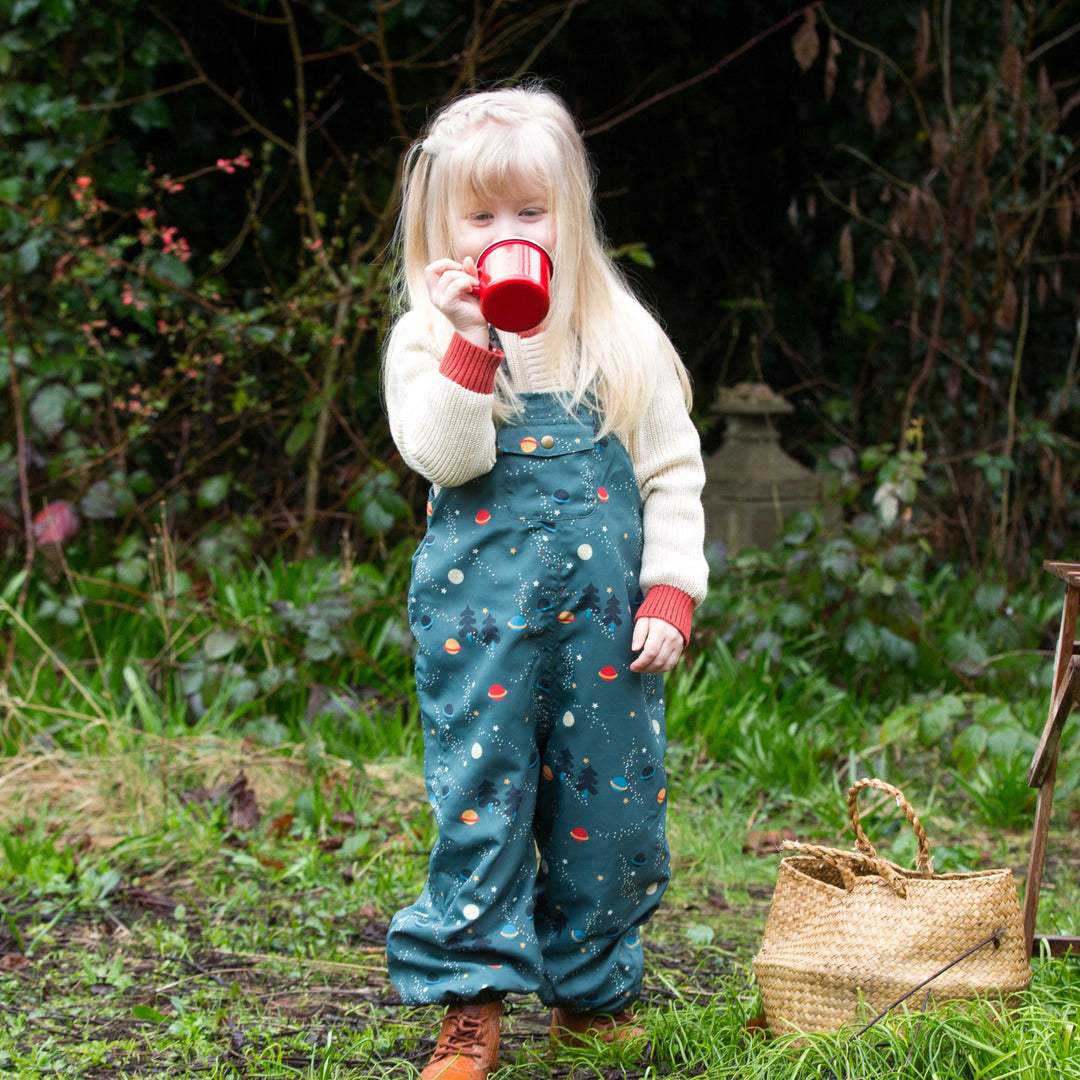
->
<box><xmin>510</xmin><ymin>548</ymin><xmax>517</xmax><ymax>554</ymax></box>
<box><xmin>493</xmin><ymin>725</ymin><xmax>499</xmax><ymax>732</ymax></box>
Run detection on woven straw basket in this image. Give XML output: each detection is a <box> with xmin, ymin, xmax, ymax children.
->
<box><xmin>753</xmin><ymin>778</ymin><xmax>1032</xmax><ymax>1036</ymax></box>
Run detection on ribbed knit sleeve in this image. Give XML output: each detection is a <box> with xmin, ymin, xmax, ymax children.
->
<box><xmin>634</xmin><ymin>584</ymin><xmax>695</xmax><ymax>644</ymax></box>
<box><xmin>624</xmin><ymin>325</ymin><xmax>709</xmax><ymax>616</ymax></box>
<box><xmin>383</xmin><ymin>313</ymin><xmax>503</xmax><ymax>488</ymax></box>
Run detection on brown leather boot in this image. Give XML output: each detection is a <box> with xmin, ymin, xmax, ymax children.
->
<box><xmin>421</xmin><ymin>1001</ymin><xmax>504</xmax><ymax>1080</ymax></box>
<box><xmin>550</xmin><ymin>1006</ymin><xmax>646</xmax><ymax>1048</ymax></box>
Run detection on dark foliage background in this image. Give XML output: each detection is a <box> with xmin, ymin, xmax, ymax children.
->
<box><xmin>2</xmin><ymin>0</ymin><xmax>1078</xmax><ymax>585</ymax></box>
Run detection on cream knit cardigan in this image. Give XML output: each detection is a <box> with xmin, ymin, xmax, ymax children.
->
<box><xmin>384</xmin><ymin>309</ymin><xmax>709</xmax><ymax>615</ymax></box>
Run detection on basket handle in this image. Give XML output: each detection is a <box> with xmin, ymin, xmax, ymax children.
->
<box><xmin>847</xmin><ymin>778</ymin><xmax>934</xmax><ymax>873</ymax></box>
<box><xmin>781</xmin><ymin>840</ymin><xmax>909</xmax><ymax>896</ymax></box>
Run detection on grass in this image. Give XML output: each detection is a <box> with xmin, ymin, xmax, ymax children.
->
<box><xmin>2</xmin><ymin>548</ymin><xmax>1080</xmax><ymax>1077</ymax></box>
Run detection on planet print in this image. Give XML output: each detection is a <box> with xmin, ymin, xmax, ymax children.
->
<box><xmin>448</xmin><ymin>568</ymin><xmax>464</xmax><ymax>585</ymax></box>
<box><xmin>460</xmin><ymin>809</ymin><xmax>479</xmax><ymax>825</ymax></box>
<box><xmin>536</xmin><ymin>598</ymin><xmax>553</xmax><ymax>611</ymax></box>
<box><xmin>562</xmin><ymin>711</ymin><xmax>575</xmax><ymax>728</ymax></box>
<box><xmin>652</xmin><ymin>719</ymin><xmax>661</xmax><ymax>735</ymax></box>
<box><xmin>519</xmin><ymin>437</ymin><xmax>538</xmax><ymax>453</ymax></box>
<box><xmin>570</xmin><ymin>827</ymin><xmax>589</xmax><ymax>842</ymax></box>
<box><xmin>598</xmin><ymin>487</ymin><xmax>609</xmax><ymax>502</ymax></box>
<box><xmin>426</xmin><ymin>500</ymin><xmax>433</xmax><ymax>516</ymax></box>
<box><xmin>610</xmin><ymin>776</ymin><xmax>628</xmax><ymax>791</ymax></box>
<box><xmin>640</xmin><ymin>766</ymin><xmax>656</xmax><ymax>780</ymax></box>
<box><xmin>557</xmin><ymin>610</ymin><xmax>575</xmax><ymax>624</ymax></box>
<box><xmin>463</xmin><ymin>903</ymin><xmax>480</xmax><ymax>920</ymax></box>
<box><xmin>425</xmin><ymin>972</ymin><xmax>442</xmax><ymax>983</ymax></box>
<box><xmin>488</xmin><ymin>685</ymin><xmax>507</xmax><ymax>700</ymax></box>
<box><xmin>657</xmin><ymin>787</ymin><xmax>667</xmax><ymax>803</ymax></box>
<box><xmin>603</xmin><ymin>926</ymin><xmax>620</xmax><ymax>938</ymax></box>
<box><xmin>508</xmin><ymin>615</ymin><xmax>528</xmax><ymax>631</ymax></box>
<box><xmin>599</xmin><ymin>665</ymin><xmax>618</xmax><ymax>681</ymax></box>
<box><xmin>542</xmin><ymin>765</ymin><xmax>555</xmax><ymax>781</ymax></box>
<box><xmin>645</xmin><ymin>882</ymin><xmax>659</xmax><ymax>896</ymax></box>
<box><xmin>528</xmin><ymin>750</ymin><xmax>539</xmax><ymax>768</ymax></box>
<box><xmin>627</xmin><ymin>933</ymin><xmax>641</xmax><ymax>950</ymax></box>
<box><xmin>570</xmin><ymin>929</ymin><xmax>587</xmax><ymax>942</ymax></box>
<box><xmin>459</xmin><ymin>867</ymin><xmax>473</xmax><ymax>881</ymax></box>
<box><xmin>577</xmin><ymin>543</ymin><xmax>593</xmax><ymax>560</ymax></box>
<box><xmin>552</xmin><ymin>489</ymin><xmax>570</xmax><ymax>503</ymax></box>
<box><xmin>500</xmin><ymin>924</ymin><xmax>520</xmax><ymax>939</ymax></box>
<box><xmin>444</xmin><ymin>638</ymin><xmax>461</xmax><ymax>654</ymax></box>
<box><xmin>442</xmin><ymin>704</ymin><xmax>454</xmax><ymax>718</ymax></box>
<box><xmin>631</xmin><ymin>852</ymin><xmax>647</xmax><ymax>866</ymax></box>
<box><xmin>475</xmin><ymin>509</ymin><xmax>491</xmax><ymax>525</ymax></box>
<box><xmin>471</xmin><ymin>742</ymin><xmax>483</xmax><ymax>759</ymax></box>
<box><xmin>419</xmin><ymin>615</ymin><xmax>433</xmax><ymax>630</ymax></box>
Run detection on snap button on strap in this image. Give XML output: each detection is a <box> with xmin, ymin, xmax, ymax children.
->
<box><xmin>540</xmin><ymin>434</ymin><xmax>555</xmax><ymax>449</ymax></box>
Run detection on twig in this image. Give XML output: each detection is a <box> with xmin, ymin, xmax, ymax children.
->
<box><xmin>584</xmin><ymin>2</ymin><xmax>823</xmax><ymax>137</ymax></box>
<box><xmin>3</xmin><ymin>275</ymin><xmax>34</xmax><ymax>645</ymax></box>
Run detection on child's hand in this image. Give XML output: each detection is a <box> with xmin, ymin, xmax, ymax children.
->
<box><xmin>629</xmin><ymin>617</ymin><xmax>684</xmax><ymax>674</ymax></box>
<box><xmin>425</xmin><ymin>257</ymin><xmax>487</xmax><ymax>344</ymax></box>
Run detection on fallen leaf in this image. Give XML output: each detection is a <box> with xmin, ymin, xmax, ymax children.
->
<box><xmin>824</xmin><ymin>32</ymin><xmax>841</xmax><ymax>102</ymax></box>
<box><xmin>867</xmin><ymin>64</ymin><xmax>892</xmax><ymax>131</ymax></box>
<box><xmin>914</xmin><ymin>7</ymin><xmax>932</xmax><ymax>80</ymax></box>
<box><xmin>0</xmin><ymin>954</ymin><xmax>30</xmax><ymax>972</ymax></box>
<box><xmin>839</xmin><ymin>224</ymin><xmax>855</xmax><ymax>281</ymax></box>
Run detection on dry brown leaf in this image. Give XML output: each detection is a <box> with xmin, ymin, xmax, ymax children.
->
<box><xmin>903</xmin><ymin>185</ymin><xmax>921</xmax><ymax>238</ymax></box>
<box><xmin>1001</xmin><ymin>43</ymin><xmax>1023</xmax><ymax>101</ymax></box>
<box><xmin>839</xmin><ymin>223</ymin><xmax>855</xmax><ymax>281</ymax></box>
<box><xmin>743</xmin><ymin>827</ymin><xmax>797</xmax><ymax>855</ymax></box>
<box><xmin>995</xmin><ymin>279</ymin><xmax>1018</xmax><ymax>332</ymax></box>
<box><xmin>914</xmin><ymin>7</ymin><xmax>932</xmax><ymax>79</ymax></box>
<box><xmin>1057</xmin><ymin>195</ymin><xmax>1073</xmax><ymax>242</ymax></box>
<box><xmin>931</xmin><ymin>116</ymin><xmax>948</xmax><ymax>169</ymax></box>
<box><xmin>1037</xmin><ymin>273</ymin><xmax>1048</xmax><ymax>309</ymax></box>
<box><xmin>867</xmin><ymin>64</ymin><xmax>892</xmax><ymax>131</ymax></box>
<box><xmin>1038</xmin><ymin>64</ymin><xmax>1060</xmax><ymax>131</ymax></box>
<box><xmin>1052</xmin><ymin>263</ymin><xmax>1063</xmax><ymax>295</ymax></box>
<box><xmin>854</xmin><ymin>51</ymin><xmax>866</xmax><ymax>95</ymax></box>
<box><xmin>982</xmin><ymin>118</ymin><xmax>1001</xmax><ymax>164</ymax></box>
<box><xmin>872</xmin><ymin>240</ymin><xmax>897</xmax><ymax>295</ymax></box>
<box><xmin>945</xmin><ymin>366</ymin><xmax>962</xmax><ymax>403</ymax></box>
<box><xmin>824</xmin><ymin>32</ymin><xmax>841</xmax><ymax>102</ymax></box>
<box><xmin>0</xmin><ymin>954</ymin><xmax>30</xmax><ymax>972</ymax></box>
<box><xmin>792</xmin><ymin>10</ymin><xmax>820</xmax><ymax>73</ymax></box>
<box><xmin>787</xmin><ymin>195</ymin><xmax>799</xmax><ymax>227</ymax></box>
<box><xmin>806</xmin><ymin>192</ymin><xmax>817</xmax><ymax>219</ymax></box>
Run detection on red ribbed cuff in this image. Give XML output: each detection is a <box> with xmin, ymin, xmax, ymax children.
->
<box><xmin>439</xmin><ymin>333</ymin><xmax>504</xmax><ymax>394</ymax></box>
<box><xmin>634</xmin><ymin>585</ymin><xmax>695</xmax><ymax>645</ymax></box>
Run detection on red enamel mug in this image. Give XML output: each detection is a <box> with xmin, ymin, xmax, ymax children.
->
<box><xmin>476</xmin><ymin>238</ymin><xmax>553</xmax><ymax>334</ymax></box>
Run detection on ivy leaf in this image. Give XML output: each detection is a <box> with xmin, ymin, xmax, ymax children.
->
<box><xmin>17</xmin><ymin>238</ymin><xmax>41</xmax><ymax>274</ymax></box>
<box><xmin>685</xmin><ymin>923</ymin><xmax>715</xmax><ymax>947</ymax></box>
<box><xmin>80</xmin><ymin>480</ymin><xmax>117</xmax><ymax>519</ymax></box>
<box><xmin>843</xmin><ymin>618</ymin><xmax>880</xmax><ymax>663</ymax></box>
<box><xmin>203</xmin><ymin>629</ymin><xmax>239</xmax><ymax>660</ymax></box>
<box><xmin>130</xmin><ymin>95</ymin><xmax>171</xmax><ymax>132</ymax></box>
<box><xmin>197</xmin><ymin>474</ymin><xmax>231</xmax><ymax>508</ymax></box>
<box><xmin>29</xmin><ymin>383</ymin><xmax>74</xmax><ymax>438</ymax></box>
<box><xmin>362</xmin><ymin>500</ymin><xmax>395</xmax><ymax>535</ymax></box>
<box><xmin>132</xmin><ymin>1005</ymin><xmax>168</xmax><ymax>1023</ymax></box>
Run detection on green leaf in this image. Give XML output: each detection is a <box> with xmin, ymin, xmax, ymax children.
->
<box><xmin>80</xmin><ymin>480</ymin><xmax>117</xmax><ymax>519</ymax></box>
<box><xmin>284</xmin><ymin>419</ymin><xmax>313</xmax><ymax>457</ymax></box>
<box><xmin>130</xmin><ymin>95</ymin><xmax>171</xmax><ymax>132</ymax></box>
<box><xmin>362</xmin><ymin>500</ymin><xmax>395</xmax><ymax>535</ymax></box>
<box><xmin>132</xmin><ymin>1005</ymin><xmax>167</xmax><ymax>1023</ymax></box>
<box><xmin>974</xmin><ymin>583</ymin><xmax>1006</xmax><ymax>614</ymax></box>
<box><xmin>150</xmin><ymin>253</ymin><xmax>193</xmax><ymax>289</ymax></box>
<box><xmin>685</xmin><ymin>923</ymin><xmax>715</xmax><ymax>947</ymax></box>
<box><xmin>197</xmin><ymin>474</ymin><xmax>231</xmax><ymax>508</ymax></box>
<box><xmin>843</xmin><ymin>618</ymin><xmax>880</xmax><ymax>663</ymax></box>
<box><xmin>203</xmin><ymin>629</ymin><xmax>239</xmax><ymax>660</ymax></box>
<box><xmin>919</xmin><ymin>693</ymin><xmax>964</xmax><ymax>743</ymax></box>
<box><xmin>29</xmin><ymin>384</ymin><xmax>74</xmax><ymax>438</ymax></box>
<box><xmin>17</xmin><ymin>238</ymin><xmax>41</xmax><ymax>274</ymax></box>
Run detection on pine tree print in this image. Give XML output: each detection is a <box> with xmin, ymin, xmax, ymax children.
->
<box><xmin>476</xmin><ymin>778</ymin><xmax>500</xmax><ymax>812</ymax></box>
<box><xmin>504</xmin><ymin>783</ymin><xmax>523</xmax><ymax>820</ymax></box>
<box><xmin>577</xmin><ymin>583</ymin><xmax>601</xmax><ymax>619</ymax></box>
<box><xmin>603</xmin><ymin>594</ymin><xmax>623</xmax><ymax>629</ymax></box>
<box><xmin>556</xmin><ymin>747</ymin><xmax>575</xmax><ymax>782</ymax></box>
<box><xmin>480</xmin><ymin>612</ymin><xmax>501</xmax><ymax>646</ymax></box>
<box><xmin>576</xmin><ymin>761</ymin><xmax>598</xmax><ymax>800</ymax></box>
<box><xmin>458</xmin><ymin>605</ymin><xmax>477</xmax><ymax>642</ymax></box>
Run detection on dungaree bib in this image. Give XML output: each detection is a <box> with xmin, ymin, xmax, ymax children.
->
<box><xmin>386</xmin><ymin>393</ymin><xmax>670</xmax><ymax>1013</ymax></box>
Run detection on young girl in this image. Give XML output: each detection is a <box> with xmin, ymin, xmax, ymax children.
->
<box><xmin>382</xmin><ymin>83</ymin><xmax>708</xmax><ymax>1080</ymax></box>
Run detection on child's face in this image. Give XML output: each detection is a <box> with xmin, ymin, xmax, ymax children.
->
<box><xmin>451</xmin><ymin>183</ymin><xmax>555</xmax><ymax>265</ymax></box>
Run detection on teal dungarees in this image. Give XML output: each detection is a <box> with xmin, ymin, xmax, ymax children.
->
<box><xmin>386</xmin><ymin>393</ymin><xmax>669</xmax><ymax>1013</ymax></box>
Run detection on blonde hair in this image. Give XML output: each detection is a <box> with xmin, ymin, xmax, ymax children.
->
<box><xmin>387</xmin><ymin>83</ymin><xmax>692</xmax><ymax>439</ymax></box>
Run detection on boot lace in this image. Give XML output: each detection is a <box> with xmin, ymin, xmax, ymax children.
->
<box><xmin>436</xmin><ymin>1007</ymin><xmax>489</xmax><ymax>1060</ymax></box>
